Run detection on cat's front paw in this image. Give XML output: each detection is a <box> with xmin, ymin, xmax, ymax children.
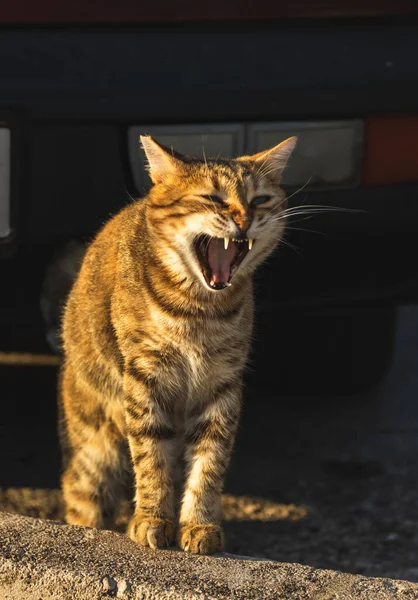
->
<box><xmin>179</xmin><ymin>523</ymin><xmax>224</xmax><ymax>554</ymax></box>
<box><xmin>128</xmin><ymin>516</ymin><xmax>175</xmax><ymax>550</ymax></box>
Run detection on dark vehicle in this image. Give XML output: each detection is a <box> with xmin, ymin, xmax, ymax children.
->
<box><xmin>1</xmin><ymin>1</ymin><xmax>418</xmax><ymax>392</ymax></box>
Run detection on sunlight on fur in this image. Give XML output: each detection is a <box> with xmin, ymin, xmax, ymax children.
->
<box><xmin>0</xmin><ymin>488</ymin><xmax>307</xmax><ymax>524</ymax></box>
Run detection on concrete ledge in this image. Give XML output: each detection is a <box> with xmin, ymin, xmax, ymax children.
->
<box><xmin>1</xmin><ymin>512</ymin><xmax>417</xmax><ymax>599</ymax></box>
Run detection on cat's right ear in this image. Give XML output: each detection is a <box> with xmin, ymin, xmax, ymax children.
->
<box><xmin>140</xmin><ymin>136</ymin><xmax>185</xmax><ymax>184</ymax></box>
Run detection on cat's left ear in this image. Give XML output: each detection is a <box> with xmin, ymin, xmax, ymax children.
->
<box><xmin>240</xmin><ymin>136</ymin><xmax>297</xmax><ymax>179</ymax></box>
<box><xmin>140</xmin><ymin>136</ymin><xmax>187</xmax><ymax>184</ymax></box>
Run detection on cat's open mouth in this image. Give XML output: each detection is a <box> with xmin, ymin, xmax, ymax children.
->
<box><xmin>193</xmin><ymin>235</ymin><xmax>253</xmax><ymax>291</ymax></box>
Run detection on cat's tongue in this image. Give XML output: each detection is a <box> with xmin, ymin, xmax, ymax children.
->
<box><xmin>207</xmin><ymin>238</ymin><xmax>235</xmax><ymax>285</ymax></box>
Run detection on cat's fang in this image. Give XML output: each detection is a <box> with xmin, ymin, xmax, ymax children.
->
<box><xmin>224</xmin><ymin>237</ymin><xmax>230</xmax><ymax>250</ymax></box>
<box><xmin>248</xmin><ymin>238</ymin><xmax>253</xmax><ymax>250</ymax></box>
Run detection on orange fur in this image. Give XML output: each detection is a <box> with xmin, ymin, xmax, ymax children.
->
<box><xmin>60</xmin><ymin>136</ymin><xmax>296</xmax><ymax>553</ymax></box>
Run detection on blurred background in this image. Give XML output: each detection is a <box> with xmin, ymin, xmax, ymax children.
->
<box><xmin>1</xmin><ymin>0</ymin><xmax>418</xmax><ymax>582</ymax></box>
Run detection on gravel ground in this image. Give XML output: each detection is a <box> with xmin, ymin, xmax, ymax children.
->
<box><xmin>2</xmin><ymin>306</ymin><xmax>418</xmax><ymax>582</ymax></box>
<box><xmin>4</xmin><ymin>512</ymin><xmax>418</xmax><ymax>600</ymax></box>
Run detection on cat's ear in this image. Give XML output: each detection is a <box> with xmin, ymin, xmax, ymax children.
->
<box><xmin>241</xmin><ymin>136</ymin><xmax>297</xmax><ymax>179</ymax></box>
<box><xmin>140</xmin><ymin>136</ymin><xmax>186</xmax><ymax>184</ymax></box>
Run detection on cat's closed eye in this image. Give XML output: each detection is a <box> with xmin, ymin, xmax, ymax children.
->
<box><xmin>252</xmin><ymin>195</ymin><xmax>272</xmax><ymax>206</ymax></box>
<box><xmin>201</xmin><ymin>194</ymin><xmax>225</xmax><ymax>205</ymax></box>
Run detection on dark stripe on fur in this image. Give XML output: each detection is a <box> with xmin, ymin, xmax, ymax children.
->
<box><xmin>126</xmin><ymin>358</ymin><xmax>154</xmax><ymax>385</ymax></box>
<box><xmin>127</xmin><ymin>422</ymin><xmax>176</xmax><ymax>441</ymax></box>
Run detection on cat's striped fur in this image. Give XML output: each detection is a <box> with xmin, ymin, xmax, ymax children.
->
<box><xmin>60</xmin><ymin>135</ymin><xmax>296</xmax><ymax>554</ymax></box>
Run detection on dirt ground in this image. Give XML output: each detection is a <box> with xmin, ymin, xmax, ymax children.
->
<box><xmin>2</xmin><ymin>306</ymin><xmax>418</xmax><ymax>583</ymax></box>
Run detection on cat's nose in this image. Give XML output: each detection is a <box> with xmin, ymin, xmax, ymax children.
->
<box><xmin>232</xmin><ymin>214</ymin><xmax>251</xmax><ymax>237</ymax></box>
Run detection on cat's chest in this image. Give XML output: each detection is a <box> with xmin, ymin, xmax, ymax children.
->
<box><xmin>178</xmin><ymin>325</ymin><xmax>243</xmax><ymax>385</ymax></box>
<box><xmin>151</xmin><ymin>304</ymin><xmax>252</xmax><ymax>388</ymax></box>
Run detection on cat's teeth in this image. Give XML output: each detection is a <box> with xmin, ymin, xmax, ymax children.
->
<box><xmin>248</xmin><ymin>238</ymin><xmax>253</xmax><ymax>250</ymax></box>
<box><xmin>224</xmin><ymin>237</ymin><xmax>230</xmax><ymax>250</ymax></box>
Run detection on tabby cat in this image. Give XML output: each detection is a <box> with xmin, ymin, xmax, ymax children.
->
<box><xmin>60</xmin><ymin>135</ymin><xmax>297</xmax><ymax>554</ymax></box>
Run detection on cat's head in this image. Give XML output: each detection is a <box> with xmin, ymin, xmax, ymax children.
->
<box><xmin>141</xmin><ymin>135</ymin><xmax>297</xmax><ymax>293</ymax></box>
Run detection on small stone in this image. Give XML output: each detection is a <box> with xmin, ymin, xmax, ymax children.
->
<box><xmin>102</xmin><ymin>575</ymin><xmax>117</xmax><ymax>593</ymax></box>
<box><xmin>117</xmin><ymin>579</ymin><xmax>132</xmax><ymax>597</ymax></box>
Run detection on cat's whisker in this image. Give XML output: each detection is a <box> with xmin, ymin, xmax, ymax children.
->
<box><xmin>257</xmin><ymin>198</ymin><xmax>288</xmax><ymax>221</ymax></box>
<box><xmin>283</xmin><ymin>204</ymin><xmax>361</xmax><ymax>214</ymax></box>
<box><xmin>212</xmin><ymin>151</ymin><xmax>222</xmax><ymax>167</ymax></box>
<box><xmin>283</xmin><ymin>177</ymin><xmax>313</xmax><ymax>202</ymax></box>
<box><xmin>285</xmin><ymin>225</ymin><xmax>328</xmax><ymax>237</ymax></box>
<box><xmin>125</xmin><ymin>188</ymin><xmax>137</xmax><ymax>204</ymax></box>
<box><xmin>279</xmin><ymin>236</ymin><xmax>303</xmax><ymax>257</ymax></box>
<box><xmin>267</xmin><ymin>208</ymin><xmax>339</xmax><ymax>223</ymax></box>
<box><xmin>202</xmin><ymin>146</ymin><xmax>210</xmax><ymax>173</ymax></box>
<box><xmin>268</xmin><ymin>205</ymin><xmax>361</xmax><ymax>222</ymax></box>
<box><xmin>255</xmin><ymin>178</ymin><xmax>312</xmax><ymax>220</ymax></box>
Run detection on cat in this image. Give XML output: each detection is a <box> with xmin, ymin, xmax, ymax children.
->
<box><xmin>60</xmin><ymin>134</ymin><xmax>297</xmax><ymax>554</ymax></box>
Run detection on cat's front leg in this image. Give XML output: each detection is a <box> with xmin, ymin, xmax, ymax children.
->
<box><xmin>124</xmin><ymin>360</ymin><xmax>178</xmax><ymax>549</ymax></box>
<box><xmin>179</xmin><ymin>381</ymin><xmax>242</xmax><ymax>554</ymax></box>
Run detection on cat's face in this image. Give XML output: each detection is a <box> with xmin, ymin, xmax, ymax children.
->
<box><xmin>142</xmin><ymin>135</ymin><xmax>297</xmax><ymax>293</ymax></box>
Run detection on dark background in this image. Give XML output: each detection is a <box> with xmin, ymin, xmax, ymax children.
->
<box><xmin>2</xmin><ymin>6</ymin><xmax>418</xmax><ymax>582</ymax></box>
